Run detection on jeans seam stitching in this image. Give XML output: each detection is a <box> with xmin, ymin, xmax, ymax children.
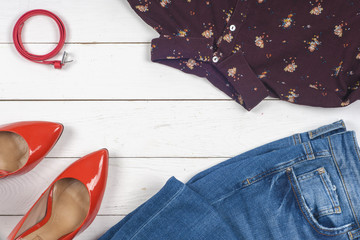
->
<box><xmin>297</xmin><ymin>167</ymin><xmax>322</xmax><ymax>180</ymax></box>
<box><xmin>305</xmin><ymin>142</ymin><xmax>315</xmax><ymax>160</ymax></box>
<box><xmin>298</xmin><ymin>175</ymin><xmax>317</xmax><ymax>181</ymax></box>
<box><xmin>242</xmin><ymin>153</ymin><xmax>329</xmax><ymax>187</ymax></box>
<box><xmin>303</xmin><ymin>142</ymin><xmax>313</xmax><ymax>160</ymax></box>
<box><xmin>328</xmin><ymin>136</ymin><xmax>360</xmax><ymax>228</ymax></box>
<box><xmin>240</xmin><ymin>155</ymin><xmax>306</xmax><ymax>187</ymax></box>
<box><xmin>348</xmin><ymin>229</ymin><xmax>360</xmax><ymax>239</ymax></box>
<box><xmin>287</xmin><ymin>169</ymin><xmax>350</xmax><ymax>236</ymax></box>
<box><xmin>320</xmin><ymin>173</ymin><xmax>338</xmax><ymax>208</ymax></box>
<box><xmin>129</xmin><ymin>184</ymin><xmax>186</xmax><ymax>240</ymax></box>
<box><xmin>351</xmin><ymin>131</ymin><xmax>360</xmax><ymax>168</ymax></box>
<box><xmin>316</xmin><ymin>208</ymin><xmax>337</xmax><ymax>218</ymax></box>
<box><xmin>243</xmin><ymin>151</ymin><xmax>329</xmax><ymax>185</ymax></box>
<box><xmin>353</xmin><ymin>231</ymin><xmax>360</xmax><ymax>238</ymax></box>
<box><xmin>305</xmin><ymin>144</ymin><xmax>309</xmax><ymax>159</ymax></box>
<box><xmin>293</xmin><ymin>135</ymin><xmax>297</xmax><ymax>145</ymax></box>
<box><xmin>351</xmin><ymin>132</ymin><xmax>360</xmax><ymax>225</ymax></box>
<box><xmin>211</xmin><ymin>154</ymin><xmax>329</xmax><ymax>204</ymax></box>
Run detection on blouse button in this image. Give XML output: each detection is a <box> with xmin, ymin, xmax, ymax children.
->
<box><xmin>212</xmin><ymin>56</ymin><xmax>219</xmax><ymax>63</ymax></box>
<box><xmin>230</xmin><ymin>25</ymin><xmax>236</xmax><ymax>32</ymax></box>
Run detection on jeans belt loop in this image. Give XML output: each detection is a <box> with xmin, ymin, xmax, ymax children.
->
<box><xmin>303</xmin><ymin>141</ymin><xmax>315</xmax><ymax>160</ymax></box>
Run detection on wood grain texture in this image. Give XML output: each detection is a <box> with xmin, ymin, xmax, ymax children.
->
<box><xmin>0</xmin><ymin>157</ymin><xmax>225</xmax><ymax>216</ymax></box>
<box><xmin>1</xmin><ymin>0</ymin><xmax>360</xmax><ymax>239</ymax></box>
<box><xmin>0</xmin><ymin>101</ymin><xmax>358</xmax><ymax>158</ymax></box>
<box><xmin>0</xmin><ymin>43</ymin><xmax>231</xmax><ymax>100</ymax></box>
<box><xmin>0</xmin><ymin>0</ymin><xmax>156</xmax><ymax>43</ymax></box>
<box><xmin>0</xmin><ymin>216</ymin><xmax>124</xmax><ymax>240</ymax></box>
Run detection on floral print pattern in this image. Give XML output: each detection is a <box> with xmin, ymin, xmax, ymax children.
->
<box><xmin>202</xmin><ymin>29</ymin><xmax>213</xmax><ymax>39</ymax></box>
<box><xmin>332</xmin><ymin>61</ymin><xmax>343</xmax><ymax>77</ymax></box>
<box><xmin>177</xmin><ymin>29</ymin><xmax>189</xmax><ymax>37</ymax></box>
<box><xmin>284</xmin><ymin>58</ymin><xmax>297</xmax><ymax>73</ymax></box>
<box><xmin>128</xmin><ymin>0</ymin><xmax>360</xmax><ymax>110</ymax></box>
<box><xmin>255</xmin><ymin>36</ymin><xmax>265</xmax><ymax>48</ymax></box>
<box><xmin>285</xmin><ymin>89</ymin><xmax>299</xmax><ymax>103</ymax></box>
<box><xmin>306</xmin><ymin>35</ymin><xmax>321</xmax><ymax>52</ymax></box>
<box><xmin>334</xmin><ymin>22</ymin><xmax>349</xmax><ymax>38</ymax></box>
<box><xmin>228</xmin><ymin>67</ymin><xmax>237</xmax><ymax>77</ymax></box>
<box><xmin>135</xmin><ymin>5</ymin><xmax>149</xmax><ymax>12</ymax></box>
<box><xmin>334</xmin><ymin>24</ymin><xmax>344</xmax><ymax>37</ymax></box>
<box><xmin>258</xmin><ymin>70</ymin><xmax>269</xmax><ymax>79</ymax></box>
<box><xmin>280</xmin><ymin>14</ymin><xmax>295</xmax><ymax>29</ymax></box>
<box><xmin>160</xmin><ymin>0</ymin><xmax>171</xmax><ymax>8</ymax></box>
<box><xmin>310</xmin><ymin>4</ymin><xmax>323</xmax><ymax>15</ymax></box>
<box><xmin>186</xmin><ymin>59</ymin><xmax>197</xmax><ymax>70</ymax></box>
<box><xmin>223</xmin><ymin>33</ymin><xmax>233</xmax><ymax>43</ymax></box>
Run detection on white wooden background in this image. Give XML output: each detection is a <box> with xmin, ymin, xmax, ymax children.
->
<box><xmin>0</xmin><ymin>0</ymin><xmax>360</xmax><ymax>239</ymax></box>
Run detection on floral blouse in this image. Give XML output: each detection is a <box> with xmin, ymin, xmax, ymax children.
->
<box><xmin>127</xmin><ymin>0</ymin><xmax>360</xmax><ymax>111</ymax></box>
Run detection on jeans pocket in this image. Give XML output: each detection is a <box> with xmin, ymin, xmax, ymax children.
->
<box><xmin>296</xmin><ymin>167</ymin><xmax>341</xmax><ymax>219</ymax></box>
<box><xmin>287</xmin><ymin>167</ymin><xmax>354</xmax><ymax>236</ymax></box>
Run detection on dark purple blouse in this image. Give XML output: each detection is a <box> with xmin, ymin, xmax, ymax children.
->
<box><xmin>127</xmin><ymin>0</ymin><xmax>360</xmax><ymax>110</ymax></box>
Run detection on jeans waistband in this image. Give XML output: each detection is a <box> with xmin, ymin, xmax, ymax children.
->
<box><xmin>188</xmin><ymin>130</ymin><xmax>360</xmax><ymax>213</ymax></box>
<box><xmin>188</xmin><ymin>120</ymin><xmax>347</xmax><ymax>186</ymax></box>
<box><xmin>293</xmin><ymin>120</ymin><xmax>346</xmax><ymax>144</ymax></box>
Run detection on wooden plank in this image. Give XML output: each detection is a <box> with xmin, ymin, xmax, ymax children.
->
<box><xmin>0</xmin><ymin>43</ymin><xmax>230</xmax><ymax>100</ymax></box>
<box><xmin>0</xmin><ymin>0</ymin><xmax>156</xmax><ymax>43</ymax></box>
<box><xmin>0</xmin><ymin>157</ymin><xmax>224</xmax><ymax>215</ymax></box>
<box><xmin>0</xmin><ymin>215</ymin><xmax>123</xmax><ymax>240</ymax></box>
<box><xmin>0</xmin><ymin>100</ymin><xmax>358</xmax><ymax>158</ymax></box>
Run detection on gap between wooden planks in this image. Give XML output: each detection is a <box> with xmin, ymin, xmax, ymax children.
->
<box><xmin>0</xmin><ymin>0</ymin><xmax>156</xmax><ymax>43</ymax></box>
<box><xmin>0</xmin><ymin>101</ymin><xmax>358</xmax><ymax>158</ymax></box>
<box><xmin>0</xmin><ymin>43</ymin><xmax>251</xmax><ymax>100</ymax></box>
<box><xmin>0</xmin><ymin>216</ymin><xmax>123</xmax><ymax>239</ymax></box>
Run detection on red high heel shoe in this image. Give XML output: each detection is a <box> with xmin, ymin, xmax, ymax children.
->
<box><xmin>0</xmin><ymin>121</ymin><xmax>63</xmax><ymax>178</ymax></box>
<box><xmin>7</xmin><ymin>149</ymin><xmax>109</xmax><ymax>240</ymax></box>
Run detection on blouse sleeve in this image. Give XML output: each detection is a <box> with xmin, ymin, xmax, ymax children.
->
<box><xmin>127</xmin><ymin>0</ymin><xmax>269</xmax><ymax>110</ymax></box>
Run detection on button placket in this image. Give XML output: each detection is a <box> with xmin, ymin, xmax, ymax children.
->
<box><xmin>212</xmin><ymin>56</ymin><xmax>219</xmax><ymax>63</ymax></box>
<box><xmin>216</xmin><ymin>0</ymin><xmax>250</xmax><ymax>58</ymax></box>
<box><xmin>212</xmin><ymin>2</ymin><xmax>249</xmax><ymax>65</ymax></box>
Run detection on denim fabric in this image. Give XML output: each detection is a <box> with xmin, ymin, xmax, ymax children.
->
<box><xmin>100</xmin><ymin>120</ymin><xmax>360</xmax><ymax>240</ymax></box>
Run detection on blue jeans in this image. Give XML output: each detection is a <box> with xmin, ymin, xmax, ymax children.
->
<box><xmin>100</xmin><ymin>120</ymin><xmax>360</xmax><ymax>239</ymax></box>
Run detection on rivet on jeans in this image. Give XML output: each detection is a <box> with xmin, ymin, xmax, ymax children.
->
<box><xmin>335</xmin><ymin>206</ymin><xmax>342</xmax><ymax>213</ymax></box>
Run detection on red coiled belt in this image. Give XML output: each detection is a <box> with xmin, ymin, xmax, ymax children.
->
<box><xmin>13</xmin><ymin>9</ymin><xmax>71</xmax><ymax>69</ymax></box>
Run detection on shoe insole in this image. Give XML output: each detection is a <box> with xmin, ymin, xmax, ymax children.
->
<box><xmin>22</xmin><ymin>178</ymin><xmax>90</xmax><ymax>240</ymax></box>
<box><xmin>0</xmin><ymin>132</ymin><xmax>29</xmax><ymax>173</ymax></box>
